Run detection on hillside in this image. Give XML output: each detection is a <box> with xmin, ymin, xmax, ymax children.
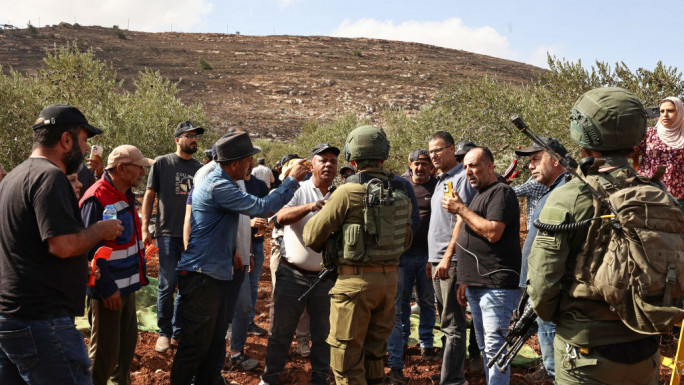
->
<box><xmin>0</xmin><ymin>24</ymin><xmax>543</xmax><ymax>139</ymax></box>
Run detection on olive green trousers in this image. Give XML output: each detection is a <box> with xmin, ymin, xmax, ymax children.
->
<box><xmin>554</xmin><ymin>337</ymin><xmax>659</xmax><ymax>385</ymax></box>
<box><xmin>327</xmin><ymin>270</ymin><xmax>397</xmax><ymax>385</ymax></box>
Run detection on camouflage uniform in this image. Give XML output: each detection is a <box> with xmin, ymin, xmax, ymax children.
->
<box><xmin>527</xmin><ymin>88</ymin><xmax>660</xmax><ymax>385</ymax></box>
<box><xmin>303</xmin><ymin>126</ymin><xmax>412</xmax><ymax>385</ymax></box>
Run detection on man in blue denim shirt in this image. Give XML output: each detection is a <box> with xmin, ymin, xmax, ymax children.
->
<box><xmin>170</xmin><ymin>132</ymin><xmax>309</xmax><ymax>385</ymax></box>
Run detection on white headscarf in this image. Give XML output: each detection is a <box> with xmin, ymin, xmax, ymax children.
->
<box><xmin>656</xmin><ymin>96</ymin><xmax>684</xmax><ymax>149</ymax></box>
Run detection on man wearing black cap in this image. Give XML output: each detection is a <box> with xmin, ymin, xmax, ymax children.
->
<box><xmin>260</xmin><ymin>143</ymin><xmax>339</xmax><ymax>385</ymax></box>
<box><xmin>170</xmin><ymin>132</ymin><xmax>309</xmax><ymax>385</ymax></box>
<box><xmin>340</xmin><ymin>164</ymin><xmax>355</xmax><ymax>182</ymax></box>
<box><xmin>387</xmin><ymin>149</ymin><xmax>438</xmax><ymax>382</ymax></box>
<box><xmin>513</xmin><ymin>136</ymin><xmax>571</xmax><ymax>383</ymax></box>
<box><xmin>142</xmin><ymin>121</ymin><xmax>204</xmax><ymax>353</ymax></box>
<box><xmin>0</xmin><ymin>104</ymin><xmax>124</xmax><ymax>384</ymax></box>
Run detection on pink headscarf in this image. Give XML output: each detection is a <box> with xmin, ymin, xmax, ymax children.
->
<box><xmin>656</xmin><ymin>96</ymin><xmax>684</xmax><ymax>149</ymax></box>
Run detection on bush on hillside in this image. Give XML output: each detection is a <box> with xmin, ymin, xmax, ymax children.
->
<box><xmin>272</xmin><ymin>55</ymin><xmax>682</xmax><ymax>180</ymax></box>
<box><xmin>0</xmin><ymin>44</ymin><xmax>216</xmax><ymax>177</ymax></box>
<box><xmin>113</xmin><ymin>25</ymin><xmax>126</xmax><ymax>40</ymax></box>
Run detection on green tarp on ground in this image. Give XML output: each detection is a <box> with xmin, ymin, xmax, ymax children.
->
<box><xmin>76</xmin><ymin>277</ymin><xmax>539</xmax><ymax>368</ymax></box>
<box><xmin>75</xmin><ymin>276</ymin><xmax>162</xmax><ymax>333</ymax></box>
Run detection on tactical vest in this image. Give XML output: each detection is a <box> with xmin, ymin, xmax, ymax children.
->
<box><xmin>339</xmin><ymin>173</ymin><xmax>412</xmax><ymax>264</ymax></box>
<box><xmin>568</xmin><ymin>166</ymin><xmax>684</xmax><ymax>334</ymax></box>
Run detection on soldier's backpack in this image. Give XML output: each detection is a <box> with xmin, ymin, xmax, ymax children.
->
<box><xmin>570</xmin><ymin>165</ymin><xmax>684</xmax><ymax>334</ymax></box>
<box><xmin>339</xmin><ymin>172</ymin><xmax>412</xmax><ymax>263</ymax></box>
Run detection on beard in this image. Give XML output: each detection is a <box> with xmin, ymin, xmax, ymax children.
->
<box><xmin>64</xmin><ymin>139</ymin><xmax>84</xmax><ymax>175</ymax></box>
<box><xmin>180</xmin><ymin>141</ymin><xmax>198</xmax><ymax>155</ymax></box>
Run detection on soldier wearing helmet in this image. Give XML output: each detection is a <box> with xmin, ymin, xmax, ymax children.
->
<box><xmin>304</xmin><ymin>125</ymin><xmax>414</xmax><ymax>385</ymax></box>
<box><xmin>527</xmin><ymin>88</ymin><xmax>659</xmax><ymax>384</ymax></box>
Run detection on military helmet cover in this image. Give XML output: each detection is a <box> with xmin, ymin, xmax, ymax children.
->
<box><xmin>344</xmin><ymin>125</ymin><xmax>390</xmax><ymax>161</ymax></box>
<box><xmin>569</xmin><ymin>87</ymin><xmax>647</xmax><ymax>151</ymax></box>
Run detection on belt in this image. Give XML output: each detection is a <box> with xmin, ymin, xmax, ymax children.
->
<box><xmin>281</xmin><ymin>258</ymin><xmax>320</xmax><ymax>276</ymax></box>
<box><xmin>338</xmin><ymin>265</ymin><xmax>397</xmax><ymax>275</ymax></box>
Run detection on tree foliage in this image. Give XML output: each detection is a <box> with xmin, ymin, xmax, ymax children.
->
<box><xmin>0</xmin><ymin>44</ymin><xmax>215</xmax><ymax>172</ymax></box>
<box><xmin>275</xmin><ymin>55</ymin><xmax>683</xmax><ymax>179</ymax></box>
<box><xmin>2</xmin><ymin>46</ymin><xmax>681</xmax><ymax>185</ymax></box>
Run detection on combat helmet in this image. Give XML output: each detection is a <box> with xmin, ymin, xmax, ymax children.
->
<box><xmin>570</xmin><ymin>87</ymin><xmax>647</xmax><ymax>151</ymax></box>
<box><xmin>344</xmin><ymin>125</ymin><xmax>390</xmax><ymax>161</ymax></box>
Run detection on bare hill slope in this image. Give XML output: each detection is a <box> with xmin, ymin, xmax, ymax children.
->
<box><xmin>0</xmin><ymin>24</ymin><xmax>542</xmax><ymax>139</ymax></box>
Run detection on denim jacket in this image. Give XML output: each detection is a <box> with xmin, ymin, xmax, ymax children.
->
<box><xmin>177</xmin><ymin>166</ymin><xmax>299</xmax><ymax>280</ymax></box>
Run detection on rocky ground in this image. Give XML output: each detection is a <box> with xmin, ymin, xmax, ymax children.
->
<box><xmin>0</xmin><ymin>24</ymin><xmax>541</xmax><ymax>140</ymax></box>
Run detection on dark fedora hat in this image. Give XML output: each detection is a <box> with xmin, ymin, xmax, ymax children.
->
<box><xmin>215</xmin><ymin>132</ymin><xmax>261</xmax><ymax>163</ymax></box>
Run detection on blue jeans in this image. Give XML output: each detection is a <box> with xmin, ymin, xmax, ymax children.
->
<box><xmin>249</xmin><ymin>242</ymin><xmax>265</xmax><ymax>322</ymax></box>
<box><xmin>0</xmin><ymin>315</ymin><xmax>92</xmax><ymax>385</ymax></box>
<box><xmin>157</xmin><ymin>236</ymin><xmax>183</xmax><ymax>338</ymax></box>
<box><xmin>387</xmin><ymin>255</ymin><xmax>436</xmax><ymax>370</ymax></box>
<box><xmin>536</xmin><ymin>317</ymin><xmax>555</xmax><ymax>377</ymax></box>
<box><xmin>261</xmin><ymin>263</ymin><xmax>333</xmax><ymax>385</ymax></box>
<box><xmin>466</xmin><ymin>287</ymin><xmax>521</xmax><ymax>385</ymax></box>
<box><xmin>231</xmin><ymin>242</ymin><xmax>265</xmax><ymax>353</ymax></box>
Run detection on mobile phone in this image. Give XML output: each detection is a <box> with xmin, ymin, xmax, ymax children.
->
<box><xmin>443</xmin><ymin>181</ymin><xmax>453</xmax><ymax>197</ymax></box>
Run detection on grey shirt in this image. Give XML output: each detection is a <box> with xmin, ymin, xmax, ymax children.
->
<box><xmin>427</xmin><ymin>163</ymin><xmax>477</xmax><ymax>263</ymax></box>
<box><xmin>147</xmin><ymin>153</ymin><xmax>202</xmax><ymax>238</ymax></box>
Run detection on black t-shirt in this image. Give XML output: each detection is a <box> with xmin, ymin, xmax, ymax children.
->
<box><xmin>0</xmin><ymin>158</ymin><xmax>87</xmax><ymax>319</ymax></box>
<box><xmin>147</xmin><ymin>153</ymin><xmax>202</xmax><ymax>238</ymax></box>
<box><xmin>402</xmin><ymin>172</ymin><xmax>436</xmax><ymax>255</ymax></box>
<box><xmin>456</xmin><ymin>181</ymin><xmax>521</xmax><ymax>288</ymax></box>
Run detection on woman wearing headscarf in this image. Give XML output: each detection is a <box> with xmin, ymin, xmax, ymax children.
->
<box><xmin>636</xmin><ymin>96</ymin><xmax>684</xmax><ymax>212</ymax></box>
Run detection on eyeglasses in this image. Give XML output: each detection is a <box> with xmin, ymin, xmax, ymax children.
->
<box><xmin>180</xmin><ymin>134</ymin><xmax>201</xmax><ymax>140</ymax></box>
<box><xmin>428</xmin><ymin>145</ymin><xmax>451</xmax><ymax>155</ymax></box>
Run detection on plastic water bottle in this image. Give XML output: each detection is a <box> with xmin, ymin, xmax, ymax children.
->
<box><xmin>103</xmin><ymin>204</ymin><xmax>117</xmax><ymax>220</ymax></box>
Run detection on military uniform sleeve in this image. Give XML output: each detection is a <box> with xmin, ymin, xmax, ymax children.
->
<box><xmin>526</xmin><ymin>193</ymin><xmax>572</xmax><ymax>322</ymax></box>
<box><xmin>303</xmin><ymin>185</ymin><xmax>351</xmax><ymax>252</ymax></box>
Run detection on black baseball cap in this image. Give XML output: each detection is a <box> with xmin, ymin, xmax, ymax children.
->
<box><xmin>32</xmin><ymin>104</ymin><xmax>103</xmax><ymax>138</ymax></box>
<box><xmin>455</xmin><ymin>141</ymin><xmax>477</xmax><ymax>156</ymax></box>
<box><xmin>409</xmin><ymin>149</ymin><xmax>430</xmax><ymax>162</ymax></box>
<box><xmin>174</xmin><ymin>121</ymin><xmax>205</xmax><ymax>137</ymax></box>
<box><xmin>340</xmin><ymin>164</ymin><xmax>355</xmax><ymax>174</ymax></box>
<box><xmin>311</xmin><ymin>143</ymin><xmax>340</xmax><ymax>158</ymax></box>
<box><xmin>515</xmin><ymin>136</ymin><xmax>568</xmax><ymax>157</ymax></box>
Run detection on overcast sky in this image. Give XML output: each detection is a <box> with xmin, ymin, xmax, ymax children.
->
<box><xmin>2</xmin><ymin>0</ymin><xmax>680</xmax><ymax>70</ymax></box>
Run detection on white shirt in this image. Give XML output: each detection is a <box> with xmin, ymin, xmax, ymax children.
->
<box><xmin>251</xmin><ymin>164</ymin><xmax>274</xmax><ymax>188</ymax></box>
<box><xmin>236</xmin><ymin>180</ymin><xmax>251</xmax><ymax>264</ymax></box>
<box><xmin>282</xmin><ymin>178</ymin><xmax>331</xmax><ymax>271</ymax></box>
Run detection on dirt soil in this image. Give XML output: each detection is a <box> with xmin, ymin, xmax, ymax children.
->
<box><xmin>0</xmin><ymin>24</ymin><xmax>542</xmax><ymax>140</ymax></box>
<box><xmin>123</xmin><ymin>214</ymin><xmax>676</xmax><ymax>385</ymax></box>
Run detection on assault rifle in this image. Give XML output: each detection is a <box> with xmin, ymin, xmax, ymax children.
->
<box><xmin>510</xmin><ymin>116</ymin><xmax>620</xmax><ymax>229</ymax></box>
<box><xmin>488</xmin><ymin>291</ymin><xmax>538</xmax><ymax>372</ymax></box>
<box><xmin>298</xmin><ymin>268</ymin><xmax>335</xmax><ymax>301</ymax></box>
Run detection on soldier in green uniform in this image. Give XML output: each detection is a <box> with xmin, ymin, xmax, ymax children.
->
<box><xmin>303</xmin><ymin>125</ymin><xmax>412</xmax><ymax>385</ymax></box>
<box><xmin>527</xmin><ymin>87</ymin><xmax>660</xmax><ymax>384</ymax></box>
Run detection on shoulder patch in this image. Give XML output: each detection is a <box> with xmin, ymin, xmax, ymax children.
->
<box><xmin>533</xmin><ymin>206</ymin><xmax>567</xmax><ymax>250</ymax></box>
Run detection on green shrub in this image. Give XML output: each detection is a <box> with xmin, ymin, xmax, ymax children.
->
<box><xmin>198</xmin><ymin>57</ymin><xmax>213</xmax><ymax>70</ymax></box>
<box><xmin>113</xmin><ymin>25</ymin><xmax>126</xmax><ymax>40</ymax></box>
<box><xmin>352</xmin><ymin>49</ymin><xmax>363</xmax><ymax>58</ymax></box>
<box><xmin>0</xmin><ymin>44</ymin><xmax>216</xmax><ymax>182</ymax></box>
<box><xmin>27</xmin><ymin>22</ymin><xmax>38</xmax><ymax>35</ymax></box>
